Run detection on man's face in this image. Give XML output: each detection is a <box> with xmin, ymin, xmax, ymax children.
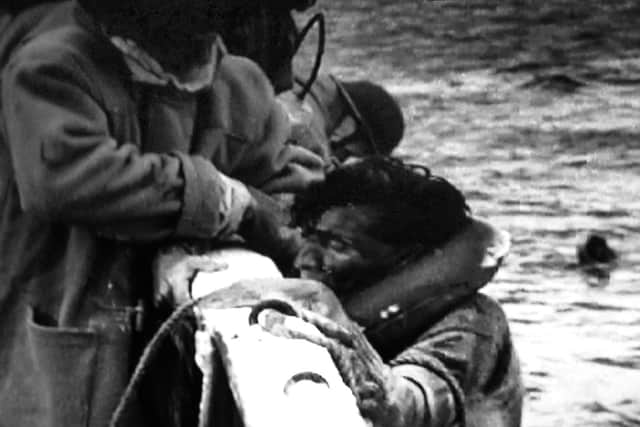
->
<box><xmin>329</xmin><ymin>115</ymin><xmax>372</xmax><ymax>162</ymax></box>
<box><xmin>294</xmin><ymin>205</ymin><xmax>397</xmax><ymax>293</ymax></box>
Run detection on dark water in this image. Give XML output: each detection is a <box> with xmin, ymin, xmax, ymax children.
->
<box><xmin>296</xmin><ymin>1</ymin><xmax>640</xmax><ymax>426</ymax></box>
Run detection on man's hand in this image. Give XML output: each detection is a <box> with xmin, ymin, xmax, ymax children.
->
<box><xmin>154</xmin><ymin>246</ymin><xmax>228</xmax><ymax>306</ymax></box>
<box><xmin>238</xmin><ymin>187</ymin><xmax>304</xmax><ymax>272</ymax></box>
<box><xmin>298</xmin><ymin>311</ymin><xmax>401</xmax><ymax>425</ymax></box>
<box><xmin>263</xmin><ymin>308</ymin><xmax>423</xmax><ymax>427</ymax></box>
<box><xmin>261</xmin><ymin>144</ymin><xmax>326</xmax><ymax>194</ymax></box>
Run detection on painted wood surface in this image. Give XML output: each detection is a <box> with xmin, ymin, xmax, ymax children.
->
<box><xmin>198</xmin><ymin>306</ymin><xmax>369</xmax><ymax>427</ymax></box>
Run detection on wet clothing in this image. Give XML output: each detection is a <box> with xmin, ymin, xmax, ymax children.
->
<box><xmin>0</xmin><ymin>2</ymin><xmax>323</xmax><ymax>426</ymax></box>
<box><xmin>385</xmin><ymin>294</ymin><xmax>523</xmax><ymax>427</ymax></box>
<box><xmin>148</xmin><ymin>218</ymin><xmax>523</xmax><ymax>427</ymax></box>
<box><xmin>269</xmin><ymin>280</ymin><xmax>524</xmax><ymax>427</ymax></box>
<box><xmin>340</xmin><ymin>222</ymin><xmax>523</xmax><ymax>427</ymax></box>
<box><xmin>192</xmin><ymin>278</ymin><xmax>523</xmax><ymax>427</ymax></box>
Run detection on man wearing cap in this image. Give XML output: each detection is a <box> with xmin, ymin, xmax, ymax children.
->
<box><xmin>310</xmin><ymin>75</ymin><xmax>405</xmax><ymax>161</ymax></box>
<box><xmin>0</xmin><ymin>1</ymin><xmax>325</xmax><ymax>426</ymax></box>
<box><xmin>213</xmin><ymin>2</ymin><xmax>406</xmax><ymax>164</ymax></box>
<box><xmin>278</xmin><ymin>74</ymin><xmax>406</xmax><ymax>165</ymax></box>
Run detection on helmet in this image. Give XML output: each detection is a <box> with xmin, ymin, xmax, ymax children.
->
<box><xmin>335</xmin><ymin>79</ymin><xmax>405</xmax><ymax>156</ymax></box>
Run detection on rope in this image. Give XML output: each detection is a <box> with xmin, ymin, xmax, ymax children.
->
<box><xmin>196</xmin><ymin>328</ymin><xmax>217</xmax><ymax>427</ymax></box>
<box><xmin>321</xmin><ymin>335</ymin><xmax>395</xmax><ymax>421</ymax></box>
<box><xmin>293</xmin><ymin>12</ymin><xmax>325</xmax><ymax>101</ymax></box>
<box><xmin>109</xmin><ymin>297</ymin><xmax>302</xmax><ymax>427</ymax></box>
<box><xmin>112</xmin><ymin>296</ymin><xmax>464</xmax><ymax>427</ymax></box>
<box><xmin>108</xmin><ymin>294</ymin><xmax>215</xmax><ymax>427</ymax></box>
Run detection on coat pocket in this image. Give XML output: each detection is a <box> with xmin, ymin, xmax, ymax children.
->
<box><xmin>27</xmin><ymin>308</ymin><xmax>98</xmax><ymax>427</ymax></box>
<box><xmin>27</xmin><ymin>306</ymin><xmax>136</xmax><ymax>427</ymax></box>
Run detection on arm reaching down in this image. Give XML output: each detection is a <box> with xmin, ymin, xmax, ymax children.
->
<box><xmin>275</xmin><ymin>309</ymin><xmax>459</xmax><ymax>427</ymax></box>
<box><xmin>2</xmin><ymin>39</ymin><xmax>272</xmax><ymax>242</ymax></box>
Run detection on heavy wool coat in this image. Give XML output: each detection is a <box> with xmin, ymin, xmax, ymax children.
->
<box><xmin>0</xmin><ymin>3</ymin><xmax>321</xmax><ymax>426</ymax></box>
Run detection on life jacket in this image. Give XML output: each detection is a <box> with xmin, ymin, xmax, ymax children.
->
<box><xmin>344</xmin><ymin>217</ymin><xmax>511</xmax><ymax>358</ymax></box>
<box><xmin>176</xmin><ymin>217</ymin><xmax>511</xmax><ymax>359</ymax></box>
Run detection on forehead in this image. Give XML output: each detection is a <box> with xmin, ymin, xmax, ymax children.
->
<box><xmin>313</xmin><ymin>205</ymin><xmax>381</xmax><ymax>236</ymax></box>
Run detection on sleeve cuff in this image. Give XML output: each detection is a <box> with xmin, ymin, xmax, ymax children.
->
<box><xmin>174</xmin><ymin>153</ymin><xmax>224</xmax><ymax>237</ymax></box>
<box><xmin>392</xmin><ymin>364</ymin><xmax>458</xmax><ymax>427</ymax></box>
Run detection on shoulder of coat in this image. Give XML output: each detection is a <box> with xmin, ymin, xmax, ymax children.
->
<box><xmin>216</xmin><ymin>54</ymin><xmax>275</xmax><ymax>102</ymax></box>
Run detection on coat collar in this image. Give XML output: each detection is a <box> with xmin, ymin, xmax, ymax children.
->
<box><xmin>74</xmin><ymin>2</ymin><xmax>225</xmax><ymax>93</ymax></box>
<box><xmin>109</xmin><ymin>36</ymin><xmax>225</xmax><ymax>93</ymax></box>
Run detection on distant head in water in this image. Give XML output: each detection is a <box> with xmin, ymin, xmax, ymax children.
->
<box><xmin>292</xmin><ymin>156</ymin><xmax>471</xmax><ymax>294</ymax></box>
<box><xmin>576</xmin><ymin>233</ymin><xmax>618</xmax><ymax>286</ymax></box>
<box><xmin>577</xmin><ymin>234</ymin><xmax>618</xmax><ymax>266</ymax></box>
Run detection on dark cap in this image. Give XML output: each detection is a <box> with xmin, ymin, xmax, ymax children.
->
<box><xmin>335</xmin><ymin>79</ymin><xmax>405</xmax><ymax>155</ymax></box>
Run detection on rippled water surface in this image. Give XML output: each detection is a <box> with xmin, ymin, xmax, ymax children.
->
<box><xmin>297</xmin><ymin>1</ymin><xmax>640</xmax><ymax>426</ymax></box>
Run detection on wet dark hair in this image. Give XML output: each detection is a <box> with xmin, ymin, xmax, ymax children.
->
<box><xmin>293</xmin><ymin>156</ymin><xmax>471</xmax><ymax>251</ymax></box>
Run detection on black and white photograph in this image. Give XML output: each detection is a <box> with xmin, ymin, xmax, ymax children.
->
<box><xmin>0</xmin><ymin>1</ymin><xmax>638</xmax><ymax>426</ymax></box>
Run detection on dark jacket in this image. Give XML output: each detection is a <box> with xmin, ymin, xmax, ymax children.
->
<box><xmin>0</xmin><ymin>3</ymin><xmax>319</xmax><ymax>426</ymax></box>
<box><xmin>341</xmin><ymin>220</ymin><xmax>523</xmax><ymax>426</ymax></box>
<box><xmin>192</xmin><ymin>278</ymin><xmax>523</xmax><ymax>427</ymax></box>
<box><xmin>389</xmin><ymin>294</ymin><xmax>523</xmax><ymax>427</ymax></box>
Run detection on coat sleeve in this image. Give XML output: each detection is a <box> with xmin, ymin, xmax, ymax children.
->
<box><xmin>389</xmin><ymin>294</ymin><xmax>515</xmax><ymax>427</ymax></box>
<box><xmin>1</xmin><ymin>41</ymin><xmax>229</xmax><ymax>241</ymax></box>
